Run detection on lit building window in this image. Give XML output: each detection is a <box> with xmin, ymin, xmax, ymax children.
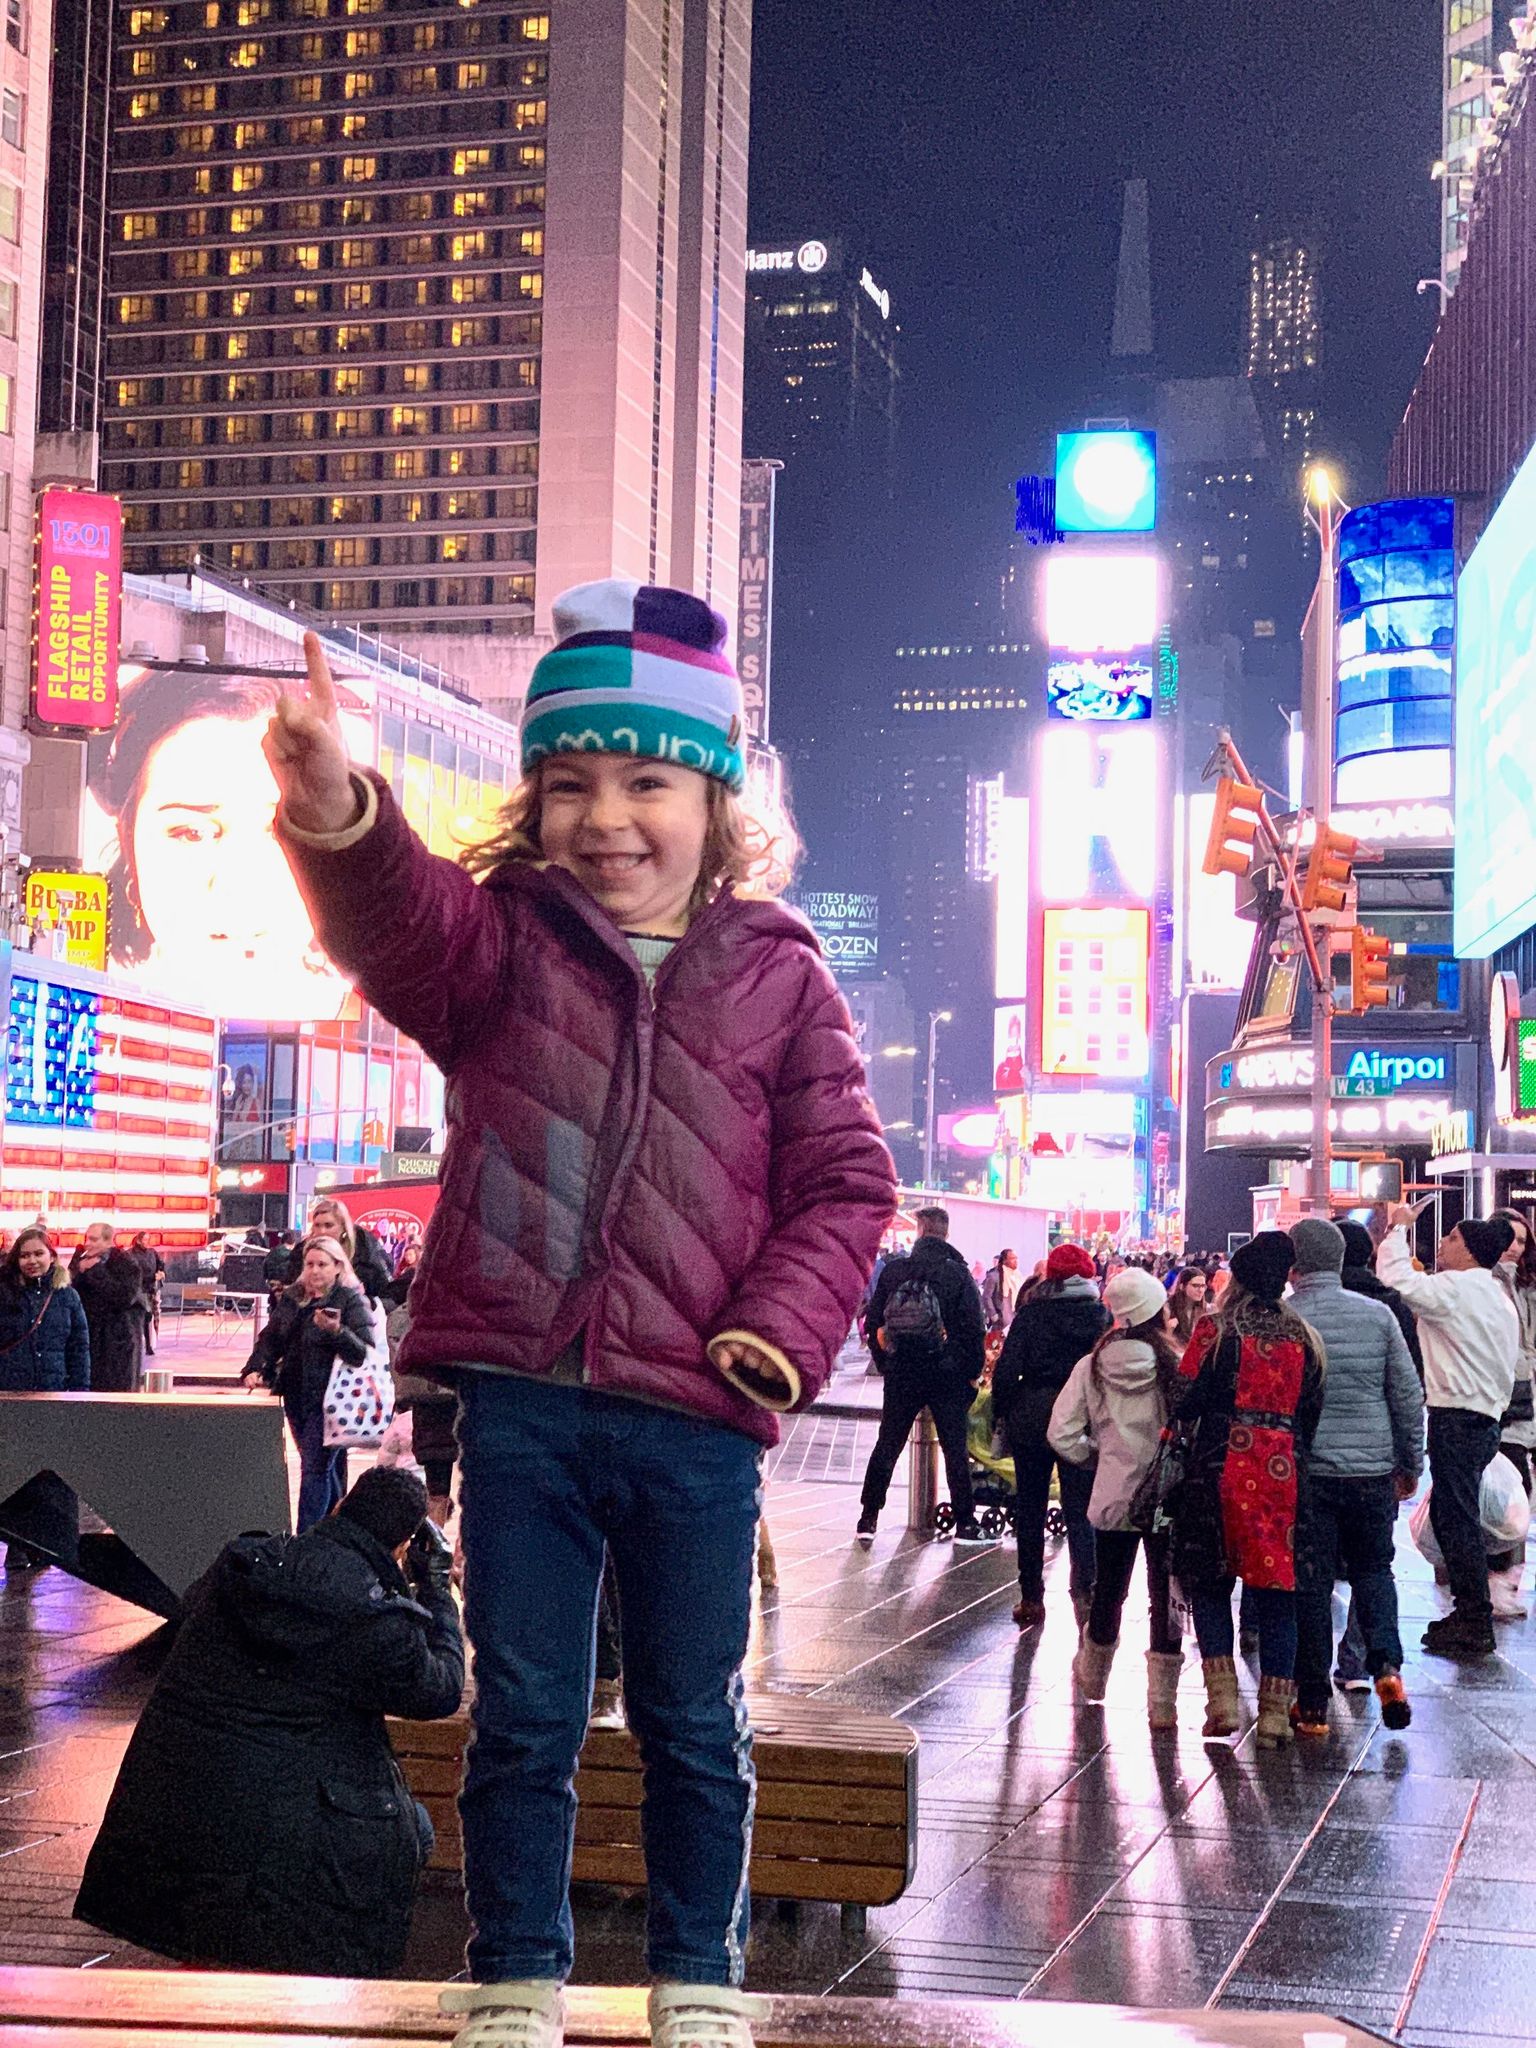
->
<box><xmin>342</xmin><ymin>155</ymin><xmax>375</xmax><ymax>182</ymax></box>
<box><xmin>231</xmin><ymin>162</ymin><xmax>264</xmax><ymax>191</ymax></box>
<box><xmin>180</xmin><ymin>82</ymin><xmax>217</xmax><ymax>111</ymax></box>
<box><xmin>229</xmin><ymin>206</ymin><xmax>264</xmax><ymax>233</ymax></box>
<box><xmin>516</xmin><ymin>271</ymin><xmax>543</xmax><ymax>300</ymax></box>
<box><xmin>122</xmin><ymin>211</ymin><xmax>159</xmax><ymax>240</ymax></box>
<box><xmin>177</xmin><ymin>122</ymin><xmax>213</xmax><ymax>151</ymax></box>
<box><xmin>119</xmin><ymin>294</ymin><xmax>155</xmax><ymax>322</ymax></box>
<box><xmin>230</xmin><ymin>38</ymin><xmax>262</xmax><ymax>66</ymax></box>
<box><xmin>454</xmin><ymin>147</ymin><xmax>491</xmax><ymax>175</ymax></box>
<box><xmin>345</xmin><ymin>26</ymin><xmax>380</xmax><ymax>55</ymax></box>
<box><xmin>518</xmin><ymin>13</ymin><xmax>550</xmax><ymax>39</ymax></box>
<box><xmin>390</xmin><ymin>405</ymin><xmax>428</xmax><ymax>434</ymax></box>
<box><xmin>129</xmin><ymin>5</ymin><xmax>169</xmax><ymax>28</ymax></box>
<box><xmin>343</xmin><ymin>70</ymin><xmax>374</xmax><ymax>97</ymax></box>
<box><xmin>400</xmin><ymin>64</ymin><xmax>438</xmax><ymax>92</ymax></box>
<box><xmin>129</xmin><ymin>90</ymin><xmax>160</xmax><ymax>118</ymax></box>
<box><xmin>131</xmin><ymin>47</ymin><xmax>158</xmax><ymax>75</ymax></box>
<box><xmin>513</xmin><ymin>99</ymin><xmax>546</xmax><ymax>128</ymax></box>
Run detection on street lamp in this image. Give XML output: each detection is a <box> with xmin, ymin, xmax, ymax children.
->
<box><xmin>922</xmin><ymin>1009</ymin><xmax>953</xmax><ymax>1190</ymax></box>
<box><xmin>1302</xmin><ymin>464</ymin><xmax>1350</xmax><ymax>1214</ymax></box>
<box><xmin>882</xmin><ymin>1044</ymin><xmax>918</xmax><ymax>1058</ymax></box>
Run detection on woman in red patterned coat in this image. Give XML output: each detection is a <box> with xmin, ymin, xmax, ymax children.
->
<box><xmin>1168</xmin><ymin>1231</ymin><xmax>1325</xmax><ymax>1748</ymax></box>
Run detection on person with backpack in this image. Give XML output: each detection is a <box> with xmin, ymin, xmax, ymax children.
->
<box><xmin>858</xmin><ymin>1207</ymin><xmax>987</xmax><ymax>1544</ymax></box>
<box><xmin>993</xmin><ymin>1244</ymin><xmax>1111</xmax><ymax>1630</ymax></box>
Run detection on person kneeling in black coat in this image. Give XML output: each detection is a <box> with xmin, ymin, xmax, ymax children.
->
<box><xmin>74</xmin><ymin>1467</ymin><xmax>463</xmax><ymax>1979</ymax></box>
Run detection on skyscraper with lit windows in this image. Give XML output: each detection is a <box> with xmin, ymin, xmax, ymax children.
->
<box><xmin>1441</xmin><ymin>2</ymin><xmax>1520</xmax><ymax>291</ymax></box>
<box><xmin>102</xmin><ymin>0</ymin><xmax>750</xmax><ymax>681</ymax></box>
<box><xmin>1243</xmin><ymin>230</ymin><xmax>1322</xmax><ymax>472</ymax></box>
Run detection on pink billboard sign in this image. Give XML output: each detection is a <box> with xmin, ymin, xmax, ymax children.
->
<box><xmin>34</xmin><ymin>487</ymin><xmax>123</xmax><ymax>730</ymax></box>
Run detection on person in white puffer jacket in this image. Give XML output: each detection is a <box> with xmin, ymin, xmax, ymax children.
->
<box><xmin>1049</xmin><ymin>1267</ymin><xmax>1188</xmax><ymax>1729</ymax></box>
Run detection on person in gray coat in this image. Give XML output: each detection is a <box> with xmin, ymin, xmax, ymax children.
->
<box><xmin>1289</xmin><ymin>1217</ymin><xmax>1424</xmax><ymax>1735</ymax></box>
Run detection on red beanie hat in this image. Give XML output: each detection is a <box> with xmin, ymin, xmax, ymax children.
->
<box><xmin>1046</xmin><ymin>1243</ymin><xmax>1096</xmax><ymax>1281</ymax></box>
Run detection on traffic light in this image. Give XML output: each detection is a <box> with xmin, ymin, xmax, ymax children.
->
<box><xmin>282</xmin><ymin>1123</ymin><xmax>297</xmax><ymax>1155</ymax></box>
<box><xmin>1301</xmin><ymin>825</ymin><xmax>1360</xmax><ymax>915</ymax></box>
<box><xmin>1350</xmin><ymin>925</ymin><xmax>1391</xmax><ymax>1012</ymax></box>
<box><xmin>1203</xmin><ymin>775</ymin><xmax>1264</xmax><ymax>878</ymax></box>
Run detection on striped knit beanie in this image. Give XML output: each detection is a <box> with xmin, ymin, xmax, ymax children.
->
<box><xmin>520</xmin><ymin>579</ymin><xmax>747</xmax><ymax>793</ymax></box>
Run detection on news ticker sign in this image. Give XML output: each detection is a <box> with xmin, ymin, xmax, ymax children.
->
<box><xmin>1216</xmin><ymin>1046</ymin><xmax>1453</xmax><ymax>1097</ymax></box>
<box><xmin>33</xmin><ymin>489</ymin><xmax>123</xmax><ymax>731</ymax></box>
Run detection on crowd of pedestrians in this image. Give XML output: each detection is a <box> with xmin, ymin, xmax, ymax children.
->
<box><xmin>861</xmin><ymin>1202</ymin><xmax>1532</xmax><ymax>1746</ymax></box>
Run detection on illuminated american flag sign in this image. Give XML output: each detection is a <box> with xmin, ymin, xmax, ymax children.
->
<box><xmin>2</xmin><ymin>960</ymin><xmax>216</xmax><ymax>1250</ymax></box>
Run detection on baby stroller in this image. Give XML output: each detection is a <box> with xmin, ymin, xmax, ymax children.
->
<box><xmin>930</xmin><ymin>1374</ymin><xmax>1069</xmax><ymax>1543</ymax></box>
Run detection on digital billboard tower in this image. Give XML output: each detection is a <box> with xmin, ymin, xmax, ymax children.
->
<box><xmin>1019</xmin><ymin>428</ymin><xmax>1170</xmax><ymax>1241</ymax></box>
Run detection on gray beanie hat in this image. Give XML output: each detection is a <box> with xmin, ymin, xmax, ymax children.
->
<box><xmin>1290</xmin><ymin>1216</ymin><xmax>1346</xmax><ymax>1276</ymax></box>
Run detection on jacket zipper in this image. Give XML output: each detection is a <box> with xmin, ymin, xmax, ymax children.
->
<box><xmin>573</xmin><ymin>883</ymin><xmax>734</xmax><ymax>1388</ymax></box>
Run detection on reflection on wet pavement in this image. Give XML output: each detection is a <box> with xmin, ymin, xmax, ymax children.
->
<box><xmin>2</xmin><ymin>1465</ymin><xmax>1533</xmax><ymax>2043</ymax></box>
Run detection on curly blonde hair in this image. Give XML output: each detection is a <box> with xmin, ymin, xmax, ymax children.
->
<box><xmin>462</xmin><ymin>763</ymin><xmax>799</xmax><ymax>914</ymax></box>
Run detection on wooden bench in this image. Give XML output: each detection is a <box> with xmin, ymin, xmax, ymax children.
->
<box><xmin>391</xmin><ymin>1693</ymin><xmax>918</xmax><ymax>1931</ymax></box>
<box><xmin>0</xmin><ymin>1963</ymin><xmax>1401</xmax><ymax>2047</ymax></box>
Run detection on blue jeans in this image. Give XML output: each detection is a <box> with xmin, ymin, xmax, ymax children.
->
<box><xmin>1007</xmin><ymin>1386</ymin><xmax>1097</xmax><ymax>1601</ymax></box>
<box><xmin>456</xmin><ymin>1373</ymin><xmax>762</xmax><ymax>1987</ymax></box>
<box><xmin>286</xmin><ymin>1399</ymin><xmax>346</xmax><ymax>1532</ymax></box>
<box><xmin>1296</xmin><ymin>1474</ymin><xmax>1404</xmax><ymax>1702</ymax></box>
<box><xmin>1428</xmin><ymin>1407</ymin><xmax>1501</xmax><ymax>1620</ymax></box>
<box><xmin>1190</xmin><ymin>1579</ymin><xmax>1297</xmax><ymax>1680</ymax></box>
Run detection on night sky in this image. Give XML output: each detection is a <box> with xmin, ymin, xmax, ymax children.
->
<box><xmin>748</xmin><ymin>0</ymin><xmax>1445</xmax><ymax>634</ymax></box>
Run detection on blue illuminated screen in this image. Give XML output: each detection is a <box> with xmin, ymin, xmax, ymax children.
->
<box><xmin>1055</xmin><ymin>430</ymin><xmax>1157</xmax><ymax>534</ymax></box>
<box><xmin>1335</xmin><ymin>497</ymin><xmax>1454</xmax><ymax>804</ymax></box>
<box><xmin>5</xmin><ymin>974</ymin><xmax>100</xmax><ymax>1128</ymax></box>
<box><xmin>1455</xmin><ymin>441</ymin><xmax>1536</xmax><ymax>958</ymax></box>
<box><xmin>1047</xmin><ymin>656</ymin><xmax>1153</xmax><ymax>722</ymax></box>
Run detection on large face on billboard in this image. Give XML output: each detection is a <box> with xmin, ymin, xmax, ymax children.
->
<box><xmin>1040</xmin><ymin>907</ymin><xmax>1150</xmax><ymax>1079</ymax></box>
<box><xmin>1455</xmin><ymin>443</ymin><xmax>1536</xmax><ymax>959</ymax></box>
<box><xmin>83</xmin><ymin>663</ymin><xmax>375</xmax><ymax>1020</ymax></box>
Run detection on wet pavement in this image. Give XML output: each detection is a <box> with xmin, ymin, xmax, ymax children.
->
<box><xmin>1</xmin><ymin>1387</ymin><xmax>1534</xmax><ymax>2044</ymax></box>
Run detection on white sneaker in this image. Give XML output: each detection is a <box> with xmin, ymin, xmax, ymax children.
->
<box><xmin>439</xmin><ymin>1982</ymin><xmax>564</xmax><ymax>2048</ymax></box>
<box><xmin>589</xmin><ymin>1677</ymin><xmax>626</xmax><ymax>1729</ymax></box>
<box><xmin>648</xmin><ymin>1983</ymin><xmax>769</xmax><ymax>2048</ymax></box>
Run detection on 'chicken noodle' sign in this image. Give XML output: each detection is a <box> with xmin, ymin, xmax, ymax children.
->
<box><xmin>34</xmin><ymin>487</ymin><xmax>123</xmax><ymax>731</ymax></box>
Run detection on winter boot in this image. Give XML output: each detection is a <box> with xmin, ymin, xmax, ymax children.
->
<box><xmin>1146</xmin><ymin>1650</ymin><xmax>1183</xmax><ymax>1732</ymax></box>
<box><xmin>1201</xmin><ymin>1655</ymin><xmax>1240</xmax><ymax>1738</ymax></box>
<box><xmin>1255</xmin><ymin>1675</ymin><xmax>1298</xmax><ymax>1749</ymax></box>
<box><xmin>1072</xmin><ymin>1636</ymin><xmax>1117</xmax><ymax>1702</ymax></box>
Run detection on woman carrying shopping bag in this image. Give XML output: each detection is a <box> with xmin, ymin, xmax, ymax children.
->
<box><xmin>243</xmin><ymin>1236</ymin><xmax>377</xmax><ymax>1531</ymax></box>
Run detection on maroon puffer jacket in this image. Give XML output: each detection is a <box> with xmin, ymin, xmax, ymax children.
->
<box><xmin>281</xmin><ymin>779</ymin><xmax>895</xmax><ymax>1445</ymax></box>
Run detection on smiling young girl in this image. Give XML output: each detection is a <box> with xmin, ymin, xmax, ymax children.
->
<box><xmin>268</xmin><ymin>582</ymin><xmax>895</xmax><ymax>2048</ymax></box>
